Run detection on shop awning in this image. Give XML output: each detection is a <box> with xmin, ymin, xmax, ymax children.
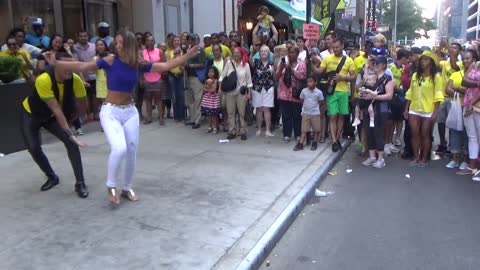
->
<box><xmin>266</xmin><ymin>0</ymin><xmax>323</xmax><ymax>31</ymax></box>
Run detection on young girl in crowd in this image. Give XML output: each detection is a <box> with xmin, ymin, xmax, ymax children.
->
<box><xmin>94</xmin><ymin>39</ymin><xmax>109</xmax><ymax>102</ymax></box>
<box><xmin>201</xmin><ymin>66</ymin><xmax>221</xmax><ymax>134</ymax></box>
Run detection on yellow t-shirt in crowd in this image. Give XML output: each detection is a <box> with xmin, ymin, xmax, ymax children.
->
<box><xmin>94</xmin><ymin>56</ymin><xmax>108</xmax><ymax>98</ymax></box>
<box><xmin>167</xmin><ymin>49</ymin><xmax>183</xmax><ymax>75</ymax></box>
<box><xmin>0</xmin><ymin>48</ymin><xmax>32</xmax><ymax>79</ymax></box>
<box><xmin>353</xmin><ymin>55</ymin><xmax>368</xmax><ymax>75</ymax></box>
<box><xmin>406</xmin><ymin>73</ymin><xmax>444</xmax><ymax>114</ymax></box>
<box><xmin>389</xmin><ymin>63</ymin><xmax>404</xmax><ymax>88</ymax></box>
<box><xmin>23</xmin><ymin>72</ymin><xmax>87</xmax><ymax>113</ymax></box>
<box><xmin>204</xmin><ymin>44</ymin><xmax>232</xmax><ymax>60</ymax></box>
<box><xmin>320</xmin><ymin>54</ymin><xmax>355</xmax><ymax>92</ymax></box>
<box><xmin>449</xmin><ymin>70</ymin><xmax>465</xmax><ymax>104</ymax></box>
<box><xmin>440</xmin><ymin>60</ymin><xmax>464</xmax><ymax>87</ymax></box>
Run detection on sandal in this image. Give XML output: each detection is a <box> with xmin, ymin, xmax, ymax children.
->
<box><xmin>159</xmin><ymin>119</ymin><xmax>165</xmax><ymax>126</ymax></box>
<box><xmin>107</xmin><ymin>187</ymin><xmax>119</xmax><ymax>204</ymax></box>
<box><xmin>319</xmin><ymin>137</ymin><xmax>326</xmax><ymax>143</ymax></box>
<box><xmin>213</xmin><ymin>128</ymin><xmax>218</xmax><ymax>134</ymax></box>
<box><xmin>143</xmin><ymin>119</ymin><xmax>152</xmax><ymax>125</ymax></box>
<box><xmin>206</xmin><ymin>127</ymin><xmax>213</xmax><ymax>133</ymax></box>
<box><xmin>121</xmin><ymin>189</ymin><xmax>139</xmax><ymax>202</ymax></box>
<box><xmin>456</xmin><ymin>167</ymin><xmax>477</xmax><ymax>175</ymax></box>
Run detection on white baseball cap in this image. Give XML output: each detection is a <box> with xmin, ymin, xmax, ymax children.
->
<box><xmin>32</xmin><ymin>18</ymin><xmax>44</xmax><ymax>26</ymax></box>
<box><xmin>98</xmin><ymin>22</ymin><xmax>110</xmax><ymax>28</ymax></box>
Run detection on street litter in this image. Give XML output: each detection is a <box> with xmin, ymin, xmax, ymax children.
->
<box><xmin>315</xmin><ymin>189</ymin><xmax>335</xmax><ymax>197</ymax></box>
<box><xmin>219</xmin><ymin>139</ymin><xmax>229</xmax><ymax>143</ymax></box>
<box><xmin>312</xmin><ymin>260</ymin><xmax>317</xmax><ymax>263</ymax></box>
<box><xmin>266</xmin><ymin>260</ymin><xmax>270</xmax><ymax>267</ymax></box>
<box><xmin>328</xmin><ymin>171</ymin><xmax>337</xmax><ymax>176</ymax></box>
<box><xmin>0</xmin><ymin>153</ymin><xmax>4</xmax><ymax>157</ymax></box>
<box><xmin>346</xmin><ymin>168</ymin><xmax>353</xmax><ymax>174</ymax></box>
<box><xmin>405</xmin><ymin>174</ymin><xmax>411</xmax><ymax>179</ymax></box>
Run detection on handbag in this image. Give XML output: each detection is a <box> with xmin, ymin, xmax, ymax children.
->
<box><xmin>293</xmin><ymin>78</ymin><xmax>306</xmax><ymax>99</ymax></box>
<box><xmin>326</xmin><ymin>56</ymin><xmax>347</xmax><ymax>95</ymax></box>
<box><xmin>446</xmin><ymin>93</ymin><xmax>464</xmax><ymax>131</ymax></box>
<box><xmin>221</xmin><ymin>60</ymin><xmax>237</xmax><ymax>92</ymax></box>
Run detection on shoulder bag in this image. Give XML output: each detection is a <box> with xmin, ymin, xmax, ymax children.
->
<box><xmin>221</xmin><ymin>60</ymin><xmax>237</xmax><ymax>92</ymax></box>
<box><xmin>326</xmin><ymin>56</ymin><xmax>347</xmax><ymax>95</ymax></box>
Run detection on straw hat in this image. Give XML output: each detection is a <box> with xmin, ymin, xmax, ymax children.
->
<box><xmin>420</xmin><ymin>50</ymin><xmax>440</xmax><ymax>68</ymax></box>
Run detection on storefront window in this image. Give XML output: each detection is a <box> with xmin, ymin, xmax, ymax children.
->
<box><xmin>85</xmin><ymin>0</ymin><xmax>118</xmax><ymax>38</ymax></box>
<box><xmin>62</xmin><ymin>0</ymin><xmax>84</xmax><ymax>40</ymax></box>
<box><xmin>12</xmin><ymin>0</ymin><xmax>56</xmax><ymax>37</ymax></box>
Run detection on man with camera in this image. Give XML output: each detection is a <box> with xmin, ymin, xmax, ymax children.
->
<box><xmin>312</xmin><ymin>37</ymin><xmax>356</xmax><ymax>152</ymax></box>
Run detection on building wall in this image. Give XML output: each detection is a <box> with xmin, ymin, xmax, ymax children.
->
<box><xmin>448</xmin><ymin>0</ymin><xmax>468</xmax><ymax>40</ymax></box>
<box><xmin>193</xmin><ymin>0</ymin><xmax>238</xmax><ymax>37</ymax></box>
<box><xmin>467</xmin><ymin>0</ymin><xmax>479</xmax><ymax>40</ymax></box>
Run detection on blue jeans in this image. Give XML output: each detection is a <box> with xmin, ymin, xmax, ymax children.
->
<box><xmin>168</xmin><ymin>74</ymin><xmax>185</xmax><ymax>121</ymax></box>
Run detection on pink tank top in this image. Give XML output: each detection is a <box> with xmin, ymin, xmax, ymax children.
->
<box><xmin>143</xmin><ymin>48</ymin><xmax>161</xmax><ymax>82</ymax></box>
<box><xmin>464</xmin><ymin>67</ymin><xmax>480</xmax><ymax>106</ymax></box>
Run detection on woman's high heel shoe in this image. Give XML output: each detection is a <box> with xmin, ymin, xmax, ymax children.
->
<box><xmin>107</xmin><ymin>187</ymin><xmax>119</xmax><ymax>204</ymax></box>
<box><xmin>121</xmin><ymin>189</ymin><xmax>139</xmax><ymax>202</ymax></box>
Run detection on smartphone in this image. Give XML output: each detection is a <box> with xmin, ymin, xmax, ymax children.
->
<box><xmin>281</xmin><ymin>57</ymin><xmax>286</xmax><ymax>64</ymax></box>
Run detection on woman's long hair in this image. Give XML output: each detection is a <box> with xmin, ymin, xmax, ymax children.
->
<box><xmin>417</xmin><ymin>56</ymin><xmax>438</xmax><ymax>85</ymax></box>
<box><xmin>113</xmin><ymin>29</ymin><xmax>140</xmax><ymax>67</ymax></box>
<box><xmin>95</xmin><ymin>39</ymin><xmax>109</xmax><ymax>58</ymax></box>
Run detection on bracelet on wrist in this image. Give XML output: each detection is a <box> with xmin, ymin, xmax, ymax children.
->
<box><xmin>64</xmin><ymin>129</ymin><xmax>74</xmax><ymax>137</ymax></box>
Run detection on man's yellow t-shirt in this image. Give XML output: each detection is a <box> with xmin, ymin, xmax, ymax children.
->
<box><xmin>23</xmin><ymin>73</ymin><xmax>86</xmax><ymax>113</ymax></box>
<box><xmin>320</xmin><ymin>54</ymin><xmax>355</xmax><ymax>92</ymax></box>
<box><xmin>0</xmin><ymin>48</ymin><xmax>32</xmax><ymax>79</ymax></box>
<box><xmin>204</xmin><ymin>44</ymin><xmax>232</xmax><ymax>60</ymax></box>
<box><xmin>406</xmin><ymin>73</ymin><xmax>444</xmax><ymax>114</ymax></box>
<box><xmin>440</xmin><ymin>60</ymin><xmax>463</xmax><ymax>86</ymax></box>
<box><xmin>353</xmin><ymin>55</ymin><xmax>368</xmax><ymax>75</ymax></box>
<box><xmin>389</xmin><ymin>63</ymin><xmax>404</xmax><ymax>88</ymax></box>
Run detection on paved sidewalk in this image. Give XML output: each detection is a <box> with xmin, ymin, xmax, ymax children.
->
<box><xmin>0</xmin><ymin>120</ymin><xmax>338</xmax><ymax>270</ymax></box>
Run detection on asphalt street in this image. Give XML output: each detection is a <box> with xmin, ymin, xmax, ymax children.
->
<box><xmin>260</xmin><ymin>147</ymin><xmax>480</xmax><ymax>270</ymax></box>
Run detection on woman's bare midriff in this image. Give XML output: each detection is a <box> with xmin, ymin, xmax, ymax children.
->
<box><xmin>105</xmin><ymin>91</ymin><xmax>135</xmax><ymax>105</ymax></box>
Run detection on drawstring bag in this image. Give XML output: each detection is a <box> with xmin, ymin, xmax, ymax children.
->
<box><xmin>446</xmin><ymin>93</ymin><xmax>464</xmax><ymax>131</ymax></box>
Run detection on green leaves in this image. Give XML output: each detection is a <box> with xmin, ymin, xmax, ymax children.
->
<box><xmin>382</xmin><ymin>0</ymin><xmax>436</xmax><ymax>41</ymax></box>
<box><xmin>0</xmin><ymin>57</ymin><xmax>21</xmax><ymax>84</ymax></box>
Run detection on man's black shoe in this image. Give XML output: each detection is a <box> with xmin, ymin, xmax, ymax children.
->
<box><xmin>192</xmin><ymin>123</ymin><xmax>201</xmax><ymax>129</ymax></box>
<box><xmin>41</xmin><ymin>176</ymin><xmax>59</xmax><ymax>191</ymax></box>
<box><xmin>332</xmin><ymin>142</ymin><xmax>339</xmax><ymax>152</ymax></box>
<box><xmin>401</xmin><ymin>151</ymin><xmax>413</xmax><ymax>160</ymax></box>
<box><xmin>435</xmin><ymin>145</ymin><xmax>447</xmax><ymax>154</ymax></box>
<box><xmin>337</xmin><ymin>141</ymin><xmax>343</xmax><ymax>150</ymax></box>
<box><xmin>240</xmin><ymin>134</ymin><xmax>247</xmax><ymax>140</ymax></box>
<box><xmin>75</xmin><ymin>182</ymin><xmax>89</xmax><ymax>198</ymax></box>
<box><xmin>227</xmin><ymin>134</ymin><xmax>236</xmax><ymax>140</ymax></box>
<box><xmin>184</xmin><ymin>121</ymin><xmax>194</xmax><ymax>126</ymax></box>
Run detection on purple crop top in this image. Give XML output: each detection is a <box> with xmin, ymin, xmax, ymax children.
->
<box><xmin>96</xmin><ymin>56</ymin><xmax>153</xmax><ymax>93</ymax></box>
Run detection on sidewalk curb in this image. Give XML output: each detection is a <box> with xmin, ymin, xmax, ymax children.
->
<box><xmin>235</xmin><ymin>140</ymin><xmax>353</xmax><ymax>270</ymax></box>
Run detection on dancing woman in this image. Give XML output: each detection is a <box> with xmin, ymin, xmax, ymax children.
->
<box><xmin>44</xmin><ymin>29</ymin><xmax>199</xmax><ymax>204</ymax></box>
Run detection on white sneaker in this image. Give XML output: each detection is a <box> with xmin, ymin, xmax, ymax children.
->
<box><xmin>459</xmin><ymin>162</ymin><xmax>469</xmax><ymax>170</ymax></box>
<box><xmin>446</xmin><ymin>160</ymin><xmax>460</xmax><ymax>169</ymax></box>
<box><xmin>387</xmin><ymin>143</ymin><xmax>400</xmax><ymax>153</ymax></box>
<box><xmin>473</xmin><ymin>170</ymin><xmax>480</xmax><ymax>182</ymax></box>
<box><xmin>384</xmin><ymin>145</ymin><xmax>392</xmax><ymax>156</ymax></box>
<box><xmin>362</xmin><ymin>157</ymin><xmax>376</xmax><ymax>166</ymax></box>
<box><xmin>256</xmin><ymin>130</ymin><xmax>262</xmax><ymax>136</ymax></box>
<box><xmin>352</xmin><ymin>117</ymin><xmax>361</xmax><ymax>127</ymax></box>
<box><xmin>265</xmin><ymin>131</ymin><xmax>275</xmax><ymax>137</ymax></box>
<box><xmin>373</xmin><ymin>158</ymin><xmax>386</xmax><ymax>168</ymax></box>
<box><xmin>283</xmin><ymin>136</ymin><xmax>291</xmax><ymax>143</ymax></box>
<box><xmin>76</xmin><ymin>128</ymin><xmax>85</xmax><ymax>136</ymax></box>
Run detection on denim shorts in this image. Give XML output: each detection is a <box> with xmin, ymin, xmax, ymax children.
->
<box><xmin>449</xmin><ymin>128</ymin><xmax>468</xmax><ymax>154</ymax></box>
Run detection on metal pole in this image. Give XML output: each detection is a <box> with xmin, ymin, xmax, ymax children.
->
<box><xmin>393</xmin><ymin>0</ymin><xmax>397</xmax><ymax>44</ymax></box>
<box><xmin>306</xmin><ymin>0</ymin><xmax>312</xmax><ymax>23</ymax></box>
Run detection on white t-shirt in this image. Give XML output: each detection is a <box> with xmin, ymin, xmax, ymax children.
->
<box><xmin>320</xmin><ymin>49</ymin><xmax>347</xmax><ymax>61</ymax></box>
<box><xmin>300</xmin><ymin>88</ymin><xmax>324</xmax><ymax>115</ymax></box>
<box><xmin>298</xmin><ymin>50</ymin><xmax>307</xmax><ymax>62</ymax></box>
